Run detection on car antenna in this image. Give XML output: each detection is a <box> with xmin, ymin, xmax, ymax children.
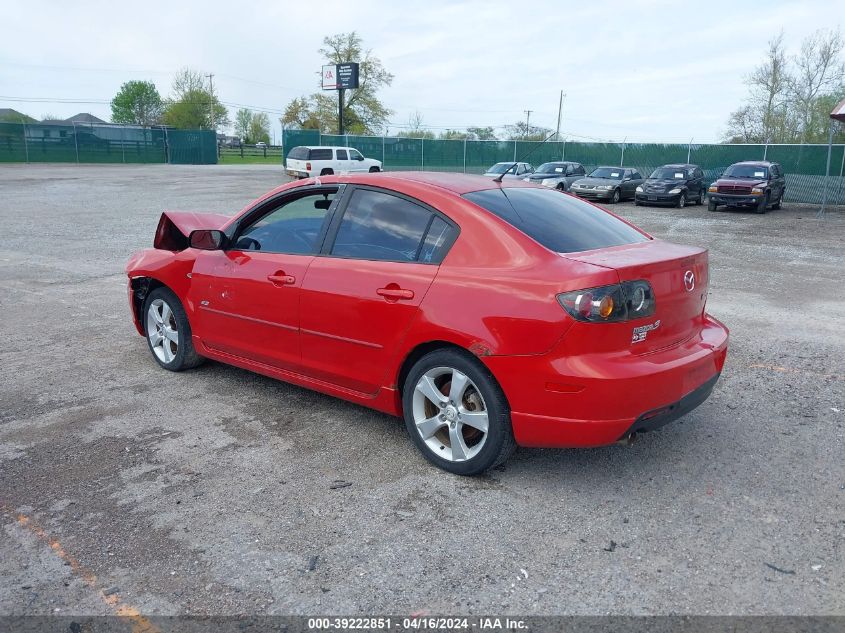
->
<box><xmin>493</xmin><ymin>131</ymin><xmax>559</xmax><ymax>184</ymax></box>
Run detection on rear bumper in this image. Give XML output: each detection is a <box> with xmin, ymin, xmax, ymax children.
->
<box><xmin>286</xmin><ymin>169</ymin><xmax>309</xmax><ymax>178</ymax></box>
<box><xmin>483</xmin><ymin>314</ymin><xmax>729</xmax><ymax>448</ymax></box>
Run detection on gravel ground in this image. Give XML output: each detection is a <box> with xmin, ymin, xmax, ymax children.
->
<box><xmin>0</xmin><ymin>164</ymin><xmax>843</xmax><ymax>617</ymax></box>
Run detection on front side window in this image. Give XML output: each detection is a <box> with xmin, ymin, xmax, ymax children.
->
<box><xmin>349</xmin><ymin>149</ymin><xmax>363</xmax><ymax>160</ymax></box>
<box><xmin>464</xmin><ymin>187</ymin><xmax>648</xmax><ymax>254</ymax></box>
<box><xmin>234</xmin><ymin>189</ymin><xmax>336</xmax><ymax>254</ymax></box>
<box><xmin>331</xmin><ymin>189</ymin><xmax>435</xmax><ymax>262</ymax></box>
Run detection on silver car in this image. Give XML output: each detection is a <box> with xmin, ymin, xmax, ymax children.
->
<box><xmin>483</xmin><ymin>162</ymin><xmax>534</xmax><ymax>179</ymax></box>
<box><xmin>522</xmin><ymin>161</ymin><xmax>586</xmax><ymax>191</ymax></box>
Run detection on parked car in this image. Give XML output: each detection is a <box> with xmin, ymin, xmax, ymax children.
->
<box><xmin>570</xmin><ymin>166</ymin><xmax>644</xmax><ymax>203</ymax></box>
<box><xmin>126</xmin><ymin>173</ymin><xmax>728</xmax><ymax>475</ymax></box>
<box><xmin>255</xmin><ymin>142</ymin><xmax>267</xmax><ymax>149</ymax></box>
<box><xmin>635</xmin><ymin>164</ymin><xmax>705</xmax><ymax>208</ymax></box>
<box><xmin>483</xmin><ymin>162</ymin><xmax>534</xmax><ymax>179</ymax></box>
<box><xmin>707</xmin><ymin>161</ymin><xmax>785</xmax><ymax>213</ymax></box>
<box><xmin>286</xmin><ymin>146</ymin><xmax>382</xmax><ymax>178</ymax></box>
<box><xmin>521</xmin><ymin>161</ymin><xmax>586</xmax><ymax>191</ymax></box>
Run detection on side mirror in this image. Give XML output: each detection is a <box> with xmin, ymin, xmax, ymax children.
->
<box><xmin>624</xmin><ymin>177</ymin><xmax>632</xmax><ymax>181</ymax></box>
<box><xmin>357</xmin><ymin>155</ymin><xmax>364</xmax><ymax>161</ymax></box>
<box><xmin>189</xmin><ymin>229</ymin><xmax>226</xmax><ymax>250</ymax></box>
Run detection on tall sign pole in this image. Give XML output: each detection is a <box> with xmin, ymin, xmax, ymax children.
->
<box><xmin>323</xmin><ymin>63</ymin><xmax>359</xmax><ymax>136</ymax></box>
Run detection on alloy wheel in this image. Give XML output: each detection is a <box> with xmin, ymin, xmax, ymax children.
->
<box><xmin>146</xmin><ymin>298</ymin><xmax>179</xmax><ymax>364</ymax></box>
<box><xmin>412</xmin><ymin>367</ymin><xmax>489</xmax><ymax>462</ymax></box>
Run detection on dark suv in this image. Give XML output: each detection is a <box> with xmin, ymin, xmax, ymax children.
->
<box><xmin>635</xmin><ymin>164</ymin><xmax>705</xmax><ymax>208</ymax></box>
<box><xmin>707</xmin><ymin>161</ymin><xmax>785</xmax><ymax>214</ymax></box>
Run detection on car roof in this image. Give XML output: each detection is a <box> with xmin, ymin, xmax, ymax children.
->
<box><xmin>302</xmin><ymin>146</ymin><xmax>357</xmax><ymax>150</ymax></box>
<box><xmin>661</xmin><ymin>163</ymin><xmax>697</xmax><ymax>168</ymax></box>
<box><xmin>732</xmin><ymin>160</ymin><xmax>775</xmax><ymax>166</ymax></box>
<box><xmin>371</xmin><ymin>171</ymin><xmax>537</xmax><ymax>194</ymax></box>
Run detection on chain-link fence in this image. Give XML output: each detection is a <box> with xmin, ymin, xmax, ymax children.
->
<box><xmin>283</xmin><ymin>129</ymin><xmax>845</xmax><ymax>205</ymax></box>
<box><xmin>0</xmin><ymin>122</ymin><xmax>217</xmax><ymax>165</ymax></box>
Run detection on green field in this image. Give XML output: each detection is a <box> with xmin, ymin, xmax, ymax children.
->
<box><xmin>218</xmin><ymin>147</ymin><xmax>283</xmax><ymax>165</ymax></box>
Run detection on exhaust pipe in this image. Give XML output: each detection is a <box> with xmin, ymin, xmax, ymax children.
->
<box><xmin>616</xmin><ymin>432</ymin><xmax>638</xmax><ymax>446</ymax></box>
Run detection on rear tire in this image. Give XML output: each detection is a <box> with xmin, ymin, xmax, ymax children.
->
<box><xmin>772</xmin><ymin>192</ymin><xmax>783</xmax><ymax>210</ymax></box>
<box><xmin>402</xmin><ymin>348</ymin><xmax>515</xmax><ymax>476</ymax></box>
<box><xmin>143</xmin><ymin>287</ymin><xmax>204</xmax><ymax>372</ymax></box>
<box><xmin>320</xmin><ymin>168</ymin><xmax>334</xmax><ymax>176</ymax></box>
<box><xmin>696</xmin><ymin>188</ymin><xmax>704</xmax><ymax>205</ymax></box>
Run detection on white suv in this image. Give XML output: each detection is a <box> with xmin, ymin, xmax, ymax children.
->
<box><xmin>286</xmin><ymin>146</ymin><xmax>382</xmax><ymax>179</ymax></box>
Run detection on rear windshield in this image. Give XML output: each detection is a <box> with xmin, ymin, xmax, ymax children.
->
<box><xmin>463</xmin><ymin>187</ymin><xmax>648</xmax><ymax>253</ymax></box>
<box><xmin>287</xmin><ymin>146</ymin><xmax>308</xmax><ymax>160</ymax></box>
<box><xmin>309</xmin><ymin>148</ymin><xmax>333</xmax><ymax>160</ymax></box>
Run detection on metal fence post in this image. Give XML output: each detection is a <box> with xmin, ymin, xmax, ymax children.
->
<box><xmin>21</xmin><ymin>122</ymin><xmax>29</xmax><ymax>163</ymax></box>
<box><xmin>562</xmin><ymin>139</ymin><xmax>565</xmax><ymax>161</ymax></box>
<box><xmin>121</xmin><ymin>125</ymin><xmax>126</xmax><ymax>163</ymax></box>
<box><xmin>463</xmin><ymin>138</ymin><xmax>467</xmax><ymax>173</ymax></box>
<box><xmin>382</xmin><ymin>135</ymin><xmax>385</xmax><ymax>167</ymax></box>
<box><xmin>421</xmin><ymin>138</ymin><xmax>424</xmax><ymax>170</ymax></box>
<box><xmin>164</xmin><ymin>126</ymin><xmax>170</xmax><ymax>163</ymax></box>
<box><xmin>818</xmin><ymin>122</ymin><xmax>835</xmax><ymax>218</ymax></box>
<box><xmin>763</xmin><ymin>143</ymin><xmax>768</xmax><ymax>161</ymax></box>
<box><xmin>513</xmin><ymin>141</ymin><xmax>517</xmax><ymax>162</ymax></box>
<box><xmin>620</xmin><ymin>137</ymin><xmax>627</xmax><ymax>167</ymax></box>
<box><xmin>72</xmin><ymin>121</ymin><xmax>80</xmax><ymax>163</ymax></box>
<box><xmin>687</xmin><ymin>137</ymin><xmax>693</xmax><ymax>164</ymax></box>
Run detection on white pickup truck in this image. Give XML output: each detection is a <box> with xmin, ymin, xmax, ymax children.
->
<box><xmin>286</xmin><ymin>146</ymin><xmax>382</xmax><ymax>178</ymax></box>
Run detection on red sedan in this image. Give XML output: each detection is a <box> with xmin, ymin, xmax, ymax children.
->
<box><xmin>126</xmin><ymin>172</ymin><xmax>729</xmax><ymax>475</ymax></box>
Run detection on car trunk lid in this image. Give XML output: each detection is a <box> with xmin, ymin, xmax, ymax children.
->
<box><xmin>563</xmin><ymin>240</ymin><xmax>709</xmax><ymax>353</ymax></box>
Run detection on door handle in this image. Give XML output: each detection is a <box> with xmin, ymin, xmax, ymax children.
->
<box><xmin>267</xmin><ymin>272</ymin><xmax>296</xmax><ymax>286</ymax></box>
<box><xmin>377</xmin><ymin>285</ymin><xmax>414</xmax><ymax>301</ymax></box>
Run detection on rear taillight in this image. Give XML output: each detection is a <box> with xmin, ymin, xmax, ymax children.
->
<box><xmin>558</xmin><ymin>280</ymin><xmax>655</xmax><ymax>323</ymax></box>
<box><xmin>306</xmin><ymin>162</ymin><xmax>312</xmax><ymax>171</ymax></box>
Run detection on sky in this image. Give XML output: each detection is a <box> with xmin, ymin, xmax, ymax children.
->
<box><xmin>1</xmin><ymin>0</ymin><xmax>841</xmax><ymax>144</ymax></box>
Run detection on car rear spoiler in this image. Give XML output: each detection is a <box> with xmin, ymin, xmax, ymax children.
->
<box><xmin>153</xmin><ymin>211</ymin><xmax>232</xmax><ymax>251</ymax></box>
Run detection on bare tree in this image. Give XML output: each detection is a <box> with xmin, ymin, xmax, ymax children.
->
<box><xmin>749</xmin><ymin>32</ymin><xmax>790</xmax><ymax>142</ymax></box>
<box><xmin>788</xmin><ymin>29</ymin><xmax>845</xmax><ymax>141</ymax></box>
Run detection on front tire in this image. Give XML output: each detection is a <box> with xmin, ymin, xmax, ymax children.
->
<box><xmin>696</xmin><ymin>188</ymin><xmax>704</xmax><ymax>205</ymax></box>
<box><xmin>144</xmin><ymin>287</ymin><xmax>204</xmax><ymax>371</ymax></box>
<box><xmin>756</xmin><ymin>192</ymin><xmax>769</xmax><ymax>214</ymax></box>
<box><xmin>610</xmin><ymin>189</ymin><xmax>621</xmax><ymax>204</ymax></box>
<box><xmin>369</xmin><ymin>166</ymin><xmax>380</xmax><ymax>173</ymax></box>
<box><xmin>402</xmin><ymin>349</ymin><xmax>515</xmax><ymax>475</ymax></box>
<box><xmin>676</xmin><ymin>192</ymin><xmax>687</xmax><ymax>208</ymax></box>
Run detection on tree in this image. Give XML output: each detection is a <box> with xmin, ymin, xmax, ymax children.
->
<box><xmin>248</xmin><ymin>112</ymin><xmax>271</xmax><ymax>144</ymax></box>
<box><xmin>396</xmin><ymin>111</ymin><xmax>435</xmax><ymax>138</ymax></box>
<box><xmin>466</xmin><ymin>126</ymin><xmax>497</xmax><ymax>140</ymax></box>
<box><xmin>0</xmin><ymin>110</ymin><xmax>37</xmax><ymax>124</ymax></box>
<box><xmin>724</xmin><ymin>29</ymin><xmax>845</xmax><ymax>143</ymax></box>
<box><xmin>162</xmin><ymin>89</ymin><xmax>229</xmax><ymax>130</ymax></box>
<box><xmin>110</xmin><ymin>80</ymin><xmax>163</xmax><ymax>127</ymax></box>
<box><xmin>504</xmin><ymin>121</ymin><xmax>551</xmax><ymax>141</ymax></box>
<box><xmin>281</xmin><ymin>32</ymin><xmax>393</xmax><ymax>134</ymax></box>
<box><xmin>789</xmin><ymin>29</ymin><xmax>845</xmax><ymax>142</ymax></box>
<box><xmin>161</xmin><ymin>68</ymin><xmax>229</xmax><ymax>130</ymax></box>
<box><xmin>439</xmin><ymin>129</ymin><xmax>469</xmax><ymax>140</ymax></box>
<box><xmin>235</xmin><ymin>108</ymin><xmax>252</xmax><ymax>140</ymax></box>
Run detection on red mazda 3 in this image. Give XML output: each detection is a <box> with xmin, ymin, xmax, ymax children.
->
<box><xmin>126</xmin><ymin>172</ymin><xmax>728</xmax><ymax>475</ymax></box>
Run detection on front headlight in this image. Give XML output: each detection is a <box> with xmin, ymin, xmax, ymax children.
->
<box><xmin>708</xmin><ymin>185</ymin><xmax>718</xmax><ymax>193</ymax></box>
<box><xmin>635</xmin><ymin>185</ymin><xmax>643</xmax><ymax>193</ymax></box>
<box><xmin>669</xmin><ymin>188</ymin><xmax>682</xmax><ymax>194</ymax></box>
<box><xmin>751</xmin><ymin>187</ymin><xmax>764</xmax><ymax>194</ymax></box>
<box><xmin>598</xmin><ymin>185</ymin><xmax>613</xmax><ymax>190</ymax></box>
<box><xmin>542</xmin><ymin>179</ymin><xmax>556</xmax><ymax>186</ymax></box>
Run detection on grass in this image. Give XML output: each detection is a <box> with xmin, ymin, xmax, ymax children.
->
<box><xmin>218</xmin><ymin>147</ymin><xmax>283</xmax><ymax>165</ymax></box>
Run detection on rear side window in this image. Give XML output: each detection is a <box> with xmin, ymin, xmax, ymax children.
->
<box><xmin>463</xmin><ymin>187</ymin><xmax>648</xmax><ymax>253</ymax></box>
<box><xmin>287</xmin><ymin>146</ymin><xmax>308</xmax><ymax>160</ymax></box>
<box><xmin>419</xmin><ymin>216</ymin><xmax>454</xmax><ymax>263</ymax></box>
<box><xmin>331</xmin><ymin>189</ymin><xmax>433</xmax><ymax>262</ymax></box>
<box><xmin>336</xmin><ymin>149</ymin><xmax>348</xmax><ymax>160</ymax></box>
<box><xmin>309</xmin><ymin>148</ymin><xmax>333</xmax><ymax>160</ymax></box>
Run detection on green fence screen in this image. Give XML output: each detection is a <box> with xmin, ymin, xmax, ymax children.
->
<box><xmin>0</xmin><ymin>122</ymin><xmax>217</xmax><ymax>165</ymax></box>
<box><xmin>282</xmin><ymin>129</ymin><xmax>845</xmax><ymax>205</ymax></box>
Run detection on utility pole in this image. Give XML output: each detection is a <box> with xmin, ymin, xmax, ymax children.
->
<box><xmin>524</xmin><ymin>109</ymin><xmax>533</xmax><ymax>130</ymax></box>
<box><xmin>206</xmin><ymin>73</ymin><xmax>215</xmax><ymax>131</ymax></box>
<box><xmin>555</xmin><ymin>91</ymin><xmax>566</xmax><ymax>141</ymax></box>
<box><xmin>338</xmin><ymin>87</ymin><xmax>345</xmax><ymax>136</ymax></box>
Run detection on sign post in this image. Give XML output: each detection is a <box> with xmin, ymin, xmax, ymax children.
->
<box><xmin>322</xmin><ymin>62</ymin><xmax>359</xmax><ymax>135</ymax></box>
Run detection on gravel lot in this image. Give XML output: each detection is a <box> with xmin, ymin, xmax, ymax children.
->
<box><xmin>1</xmin><ymin>164</ymin><xmax>843</xmax><ymax>617</ymax></box>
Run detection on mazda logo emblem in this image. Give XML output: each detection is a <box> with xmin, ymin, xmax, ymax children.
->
<box><xmin>683</xmin><ymin>270</ymin><xmax>695</xmax><ymax>292</ymax></box>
